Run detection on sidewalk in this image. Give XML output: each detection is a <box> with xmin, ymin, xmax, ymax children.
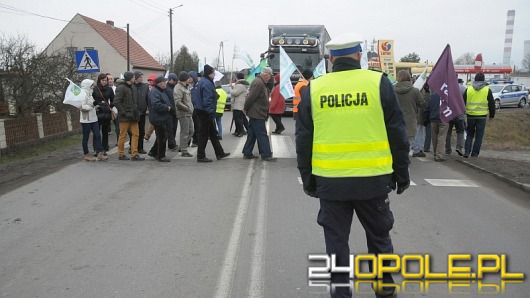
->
<box><xmin>454</xmin><ymin>149</ymin><xmax>530</xmax><ymax>194</ymax></box>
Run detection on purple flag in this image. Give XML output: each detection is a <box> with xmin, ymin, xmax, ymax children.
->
<box><xmin>426</xmin><ymin>44</ymin><xmax>466</xmax><ymax>123</ymax></box>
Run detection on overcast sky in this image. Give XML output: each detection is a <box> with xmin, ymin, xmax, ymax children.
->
<box><xmin>1</xmin><ymin>0</ymin><xmax>529</xmax><ymax>71</ymax></box>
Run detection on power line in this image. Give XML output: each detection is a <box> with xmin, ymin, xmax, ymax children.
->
<box><xmin>127</xmin><ymin>0</ymin><xmax>166</xmax><ymax>16</ymax></box>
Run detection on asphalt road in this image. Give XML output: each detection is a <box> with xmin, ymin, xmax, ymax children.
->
<box><xmin>1</xmin><ymin>114</ymin><xmax>529</xmax><ymax>298</ymax></box>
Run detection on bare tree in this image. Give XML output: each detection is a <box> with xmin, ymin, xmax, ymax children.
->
<box><xmin>521</xmin><ymin>53</ymin><xmax>530</xmax><ymax>73</ymax></box>
<box><xmin>0</xmin><ymin>34</ymin><xmax>80</xmax><ymax>116</ymax></box>
<box><xmin>154</xmin><ymin>52</ymin><xmax>170</xmax><ymax>70</ymax></box>
<box><xmin>455</xmin><ymin>52</ymin><xmax>475</xmax><ymax>65</ymax></box>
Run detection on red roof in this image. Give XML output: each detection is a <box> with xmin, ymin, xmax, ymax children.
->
<box><xmin>80</xmin><ymin>14</ymin><xmax>165</xmax><ymax>71</ymax></box>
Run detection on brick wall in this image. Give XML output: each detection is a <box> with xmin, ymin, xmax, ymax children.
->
<box><xmin>42</xmin><ymin>112</ymin><xmax>68</xmax><ymax>136</ymax></box>
<box><xmin>4</xmin><ymin>116</ymin><xmax>39</xmax><ymax>147</ymax></box>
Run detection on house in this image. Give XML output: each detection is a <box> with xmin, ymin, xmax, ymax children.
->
<box><xmin>45</xmin><ymin>14</ymin><xmax>166</xmax><ymax>78</ymax></box>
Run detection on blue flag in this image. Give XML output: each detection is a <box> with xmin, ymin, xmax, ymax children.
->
<box><xmin>313</xmin><ymin>58</ymin><xmax>326</xmax><ymax>79</ymax></box>
<box><xmin>427</xmin><ymin>44</ymin><xmax>466</xmax><ymax>123</ymax></box>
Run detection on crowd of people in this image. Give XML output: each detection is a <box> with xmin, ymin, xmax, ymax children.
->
<box><xmin>79</xmin><ymin>64</ymin><xmax>286</xmax><ymax>163</ymax></box>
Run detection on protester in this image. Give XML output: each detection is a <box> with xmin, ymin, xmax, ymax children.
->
<box><xmin>412</xmin><ymin>82</ymin><xmax>431</xmax><ymax>157</ymax></box>
<box><xmin>189</xmin><ymin>71</ymin><xmax>200</xmax><ymax>147</ymax></box>
<box><xmin>242</xmin><ymin>67</ymin><xmax>276</xmax><ymax>161</ymax></box>
<box><xmin>79</xmin><ymin>79</ymin><xmax>107</xmax><ymax>161</ymax></box>
<box><xmin>269</xmin><ymin>73</ymin><xmax>286</xmax><ymax>134</ymax></box>
<box><xmin>93</xmin><ymin>73</ymin><xmax>114</xmax><ymax>155</ymax></box>
<box><xmin>144</xmin><ymin>73</ymin><xmax>157</xmax><ymax>141</ymax></box>
<box><xmin>174</xmin><ymin>71</ymin><xmax>194</xmax><ymax>157</ymax></box>
<box><xmin>114</xmin><ymin>71</ymin><xmax>145</xmax><ymax>161</ymax></box>
<box><xmin>424</xmin><ymin>92</ymin><xmax>448</xmax><ymax>162</ymax></box>
<box><xmin>394</xmin><ymin>70</ymin><xmax>423</xmax><ymax>149</ymax></box>
<box><xmin>214</xmin><ymin>81</ymin><xmax>228</xmax><ymax>140</ymax></box>
<box><xmin>230</xmin><ymin>72</ymin><xmax>249</xmax><ymax>137</ymax></box>
<box><xmin>130</xmin><ymin>71</ymin><xmax>149</xmax><ymax>154</ymax></box>
<box><xmin>165</xmin><ymin>73</ymin><xmax>179</xmax><ymax>151</ymax></box>
<box><xmin>147</xmin><ymin>76</ymin><xmax>173</xmax><ymax>162</ymax></box>
<box><xmin>195</xmin><ymin>65</ymin><xmax>230</xmax><ymax>162</ymax></box>
<box><xmin>463</xmin><ymin>72</ymin><xmax>495</xmax><ymax>158</ymax></box>
<box><xmin>106</xmin><ymin>73</ymin><xmax>120</xmax><ymax>141</ymax></box>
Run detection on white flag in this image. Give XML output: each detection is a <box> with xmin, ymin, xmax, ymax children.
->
<box><xmin>279</xmin><ymin>46</ymin><xmax>298</xmax><ymax>99</ymax></box>
<box><xmin>198</xmin><ymin>60</ymin><xmax>205</xmax><ymax>73</ymax></box>
<box><xmin>63</xmin><ymin>79</ymin><xmax>86</xmax><ymax>108</ymax></box>
<box><xmin>214</xmin><ymin>70</ymin><xmax>224</xmax><ymax>82</ymax></box>
<box><xmin>233</xmin><ymin>44</ymin><xmax>255</xmax><ymax>69</ymax></box>
<box><xmin>313</xmin><ymin>58</ymin><xmax>326</xmax><ymax>79</ymax></box>
<box><xmin>360</xmin><ymin>40</ymin><xmax>369</xmax><ymax>69</ymax></box>
<box><xmin>413</xmin><ymin>62</ymin><xmax>429</xmax><ymax>89</ymax></box>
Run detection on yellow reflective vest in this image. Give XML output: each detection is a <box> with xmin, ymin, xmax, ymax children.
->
<box><xmin>310</xmin><ymin>69</ymin><xmax>393</xmax><ymax>177</ymax></box>
<box><xmin>216</xmin><ymin>88</ymin><xmax>227</xmax><ymax>114</ymax></box>
<box><xmin>465</xmin><ymin>86</ymin><xmax>489</xmax><ymax>116</ymax></box>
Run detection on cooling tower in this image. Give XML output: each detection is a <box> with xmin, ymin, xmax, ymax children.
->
<box><xmin>502</xmin><ymin>10</ymin><xmax>515</xmax><ymax>65</ymax></box>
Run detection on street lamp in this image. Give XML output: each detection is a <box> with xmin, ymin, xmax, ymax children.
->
<box><xmin>169</xmin><ymin>4</ymin><xmax>183</xmax><ymax>72</ymax></box>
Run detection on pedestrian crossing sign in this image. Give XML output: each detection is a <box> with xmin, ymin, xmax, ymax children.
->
<box><xmin>75</xmin><ymin>50</ymin><xmax>100</xmax><ymax>73</ymax></box>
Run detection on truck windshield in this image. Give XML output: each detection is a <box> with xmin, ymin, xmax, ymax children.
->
<box><xmin>268</xmin><ymin>52</ymin><xmax>320</xmax><ymax>72</ymax></box>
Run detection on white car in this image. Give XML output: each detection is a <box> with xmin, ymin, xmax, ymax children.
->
<box><xmin>488</xmin><ymin>84</ymin><xmax>528</xmax><ymax>109</ymax></box>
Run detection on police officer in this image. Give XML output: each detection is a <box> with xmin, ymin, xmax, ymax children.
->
<box><xmin>296</xmin><ymin>33</ymin><xmax>410</xmax><ymax>298</ymax></box>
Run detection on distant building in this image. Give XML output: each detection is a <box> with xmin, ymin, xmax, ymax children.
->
<box><xmin>45</xmin><ymin>14</ymin><xmax>165</xmax><ymax>78</ymax></box>
<box><xmin>524</xmin><ymin>40</ymin><xmax>530</xmax><ymax>60</ymax></box>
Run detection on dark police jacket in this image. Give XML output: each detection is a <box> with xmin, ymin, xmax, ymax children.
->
<box><xmin>296</xmin><ymin>58</ymin><xmax>410</xmax><ymax>201</ymax></box>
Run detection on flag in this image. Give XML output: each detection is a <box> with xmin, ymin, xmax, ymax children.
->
<box><xmin>233</xmin><ymin>44</ymin><xmax>255</xmax><ymax>69</ymax></box>
<box><xmin>427</xmin><ymin>44</ymin><xmax>466</xmax><ymax>123</ymax></box>
<box><xmin>360</xmin><ymin>40</ymin><xmax>369</xmax><ymax>69</ymax></box>
<box><xmin>63</xmin><ymin>79</ymin><xmax>86</xmax><ymax>108</ymax></box>
<box><xmin>214</xmin><ymin>70</ymin><xmax>224</xmax><ymax>82</ymax></box>
<box><xmin>279</xmin><ymin>46</ymin><xmax>298</xmax><ymax>99</ymax></box>
<box><xmin>164</xmin><ymin>70</ymin><xmax>169</xmax><ymax>78</ymax></box>
<box><xmin>198</xmin><ymin>60</ymin><xmax>205</xmax><ymax>73</ymax></box>
<box><xmin>313</xmin><ymin>58</ymin><xmax>326</xmax><ymax>79</ymax></box>
<box><xmin>413</xmin><ymin>62</ymin><xmax>428</xmax><ymax>89</ymax></box>
<box><xmin>246</xmin><ymin>58</ymin><xmax>268</xmax><ymax>84</ymax></box>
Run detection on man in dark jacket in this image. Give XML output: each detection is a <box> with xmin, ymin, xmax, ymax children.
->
<box><xmin>424</xmin><ymin>92</ymin><xmax>449</xmax><ymax>162</ymax></box>
<box><xmin>165</xmin><ymin>73</ymin><xmax>179</xmax><ymax>151</ymax></box>
<box><xmin>296</xmin><ymin>33</ymin><xmax>409</xmax><ymax>298</ymax></box>
<box><xmin>242</xmin><ymin>67</ymin><xmax>275</xmax><ymax>161</ymax></box>
<box><xmin>195</xmin><ymin>65</ymin><xmax>230</xmax><ymax>162</ymax></box>
<box><xmin>130</xmin><ymin>71</ymin><xmax>149</xmax><ymax>154</ymax></box>
<box><xmin>114</xmin><ymin>71</ymin><xmax>144</xmax><ymax>161</ymax></box>
<box><xmin>189</xmin><ymin>71</ymin><xmax>200</xmax><ymax>147</ymax></box>
<box><xmin>147</xmin><ymin>76</ymin><xmax>173</xmax><ymax>162</ymax></box>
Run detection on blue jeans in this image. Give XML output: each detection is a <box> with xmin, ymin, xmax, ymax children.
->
<box><xmin>424</xmin><ymin>122</ymin><xmax>431</xmax><ymax>151</ymax></box>
<box><xmin>82</xmin><ymin>122</ymin><xmax>102</xmax><ymax>155</ymax></box>
<box><xmin>412</xmin><ymin>124</ymin><xmax>425</xmax><ymax>153</ymax></box>
<box><xmin>242</xmin><ymin>118</ymin><xmax>272</xmax><ymax>158</ymax></box>
<box><xmin>465</xmin><ymin>117</ymin><xmax>487</xmax><ymax>156</ymax></box>
<box><xmin>215</xmin><ymin>114</ymin><xmax>223</xmax><ymax>137</ymax></box>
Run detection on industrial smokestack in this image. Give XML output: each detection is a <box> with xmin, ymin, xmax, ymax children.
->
<box><xmin>502</xmin><ymin>10</ymin><xmax>515</xmax><ymax>66</ymax></box>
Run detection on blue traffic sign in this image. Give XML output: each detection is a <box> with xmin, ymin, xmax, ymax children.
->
<box><xmin>75</xmin><ymin>50</ymin><xmax>100</xmax><ymax>73</ymax></box>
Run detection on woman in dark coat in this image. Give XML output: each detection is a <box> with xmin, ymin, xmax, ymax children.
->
<box><xmin>92</xmin><ymin>73</ymin><xmax>115</xmax><ymax>154</ymax></box>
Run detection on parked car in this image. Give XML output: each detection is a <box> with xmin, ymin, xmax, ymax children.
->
<box><xmin>488</xmin><ymin>84</ymin><xmax>528</xmax><ymax>109</ymax></box>
<box><xmin>221</xmin><ymin>84</ymin><xmax>231</xmax><ymax>111</ymax></box>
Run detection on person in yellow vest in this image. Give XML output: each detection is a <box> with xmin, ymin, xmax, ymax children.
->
<box><xmin>214</xmin><ymin>81</ymin><xmax>228</xmax><ymax>140</ymax></box>
<box><xmin>292</xmin><ymin>69</ymin><xmax>313</xmax><ymax>119</ymax></box>
<box><xmin>296</xmin><ymin>32</ymin><xmax>410</xmax><ymax>298</ymax></box>
<box><xmin>462</xmin><ymin>72</ymin><xmax>495</xmax><ymax>158</ymax></box>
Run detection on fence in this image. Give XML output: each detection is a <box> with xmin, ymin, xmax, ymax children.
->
<box><xmin>0</xmin><ymin>108</ymin><xmax>81</xmax><ymax>155</ymax></box>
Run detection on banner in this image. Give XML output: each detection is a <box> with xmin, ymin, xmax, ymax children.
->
<box><xmin>427</xmin><ymin>44</ymin><xmax>466</xmax><ymax>123</ymax></box>
<box><xmin>413</xmin><ymin>62</ymin><xmax>428</xmax><ymax>89</ymax></box>
<box><xmin>279</xmin><ymin>46</ymin><xmax>297</xmax><ymax>99</ymax></box>
<box><xmin>233</xmin><ymin>44</ymin><xmax>255</xmax><ymax>69</ymax></box>
<box><xmin>63</xmin><ymin>79</ymin><xmax>86</xmax><ymax>108</ymax></box>
<box><xmin>313</xmin><ymin>58</ymin><xmax>326</xmax><ymax>79</ymax></box>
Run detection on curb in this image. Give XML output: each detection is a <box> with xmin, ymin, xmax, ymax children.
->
<box><xmin>456</xmin><ymin>159</ymin><xmax>530</xmax><ymax>194</ymax></box>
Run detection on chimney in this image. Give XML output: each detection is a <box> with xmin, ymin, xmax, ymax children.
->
<box><xmin>106</xmin><ymin>20</ymin><xmax>114</xmax><ymax>27</ymax></box>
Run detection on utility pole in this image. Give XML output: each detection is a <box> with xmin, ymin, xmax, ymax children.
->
<box><xmin>127</xmin><ymin>23</ymin><xmax>130</xmax><ymax>71</ymax></box>
<box><xmin>169</xmin><ymin>4</ymin><xmax>183</xmax><ymax>72</ymax></box>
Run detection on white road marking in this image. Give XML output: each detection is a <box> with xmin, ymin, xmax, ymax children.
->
<box><xmin>424</xmin><ymin>179</ymin><xmax>479</xmax><ymax>187</ymax></box>
<box><xmin>213</xmin><ymin>160</ymin><xmax>256</xmax><ymax>298</ymax></box>
<box><xmin>248</xmin><ymin>163</ymin><xmax>268</xmax><ymax>298</ymax></box>
<box><xmin>270</xmin><ymin>135</ymin><xmax>296</xmax><ymax>158</ymax></box>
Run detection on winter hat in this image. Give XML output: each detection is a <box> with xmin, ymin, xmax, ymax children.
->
<box><xmin>203</xmin><ymin>64</ymin><xmax>215</xmax><ymax>76</ymax></box>
<box><xmin>123</xmin><ymin>71</ymin><xmax>134</xmax><ymax>82</ymax></box>
<box><xmin>134</xmin><ymin>70</ymin><xmax>143</xmax><ymax>79</ymax></box>
<box><xmin>178</xmin><ymin>71</ymin><xmax>189</xmax><ymax>82</ymax></box>
<box><xmin>475</xmin><ymin>73</ymin><xmax>485</xmax><ymax>82</ymax></box>
<box><xmin>148</xmin><ymin>74</ymin><xmax>157</xmax><ymax>82</ymax></box>
<box><xmin>155</xmin><ymin>76</ymin><xmax>167</xmax><ymax>84</ymax></box>
<box><xmin>168</xmin><ymin>73</ymin><xmax>178</xmax><ymax>81</ymax></box>
<box><xmin>236</xmin><ymin>72</ymin><xmax>244</xmax><ymax>80</ymax></box>
<box><xmin>274</xmin><ymin>74</ymin><xmax>280</xmax><ymax>82</ymax></box>
<box><xmin>302</xmin><ymin>69</ymin><xmax>313</xmax><ymax>80</ymax></box>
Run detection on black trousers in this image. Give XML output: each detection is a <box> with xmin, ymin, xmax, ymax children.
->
<box><xmin>98</xmin><ymin>119</ymin><xmax>110</xmax><ymax>151</ymax></box>
<box><xmin>196</xmin><ymin>110</ymin><xmax>224</xmax><ymax>159</ymax></box>
<box><xmin>317</xmin><ymin>196</ymin><xmax>396</xmax><ymax>298</ymax></box>
<box><xmin>192</xmin><ymin>110</ymin><xmax>200</xmax><ymax>145</ymax></box>
<box><xmin>149</xmin><ymin>124</ymin><xmax>167</xmax><ymax>159</ymax></box>
<box><xmin>167</xmin><ymin>114</ymin><xmax>178</xmax><ymax>149</ymax></box>
<box><xmin>270</xmin><ymin>114</ymin><xmax>285</xmax><ymax>132</ymax></box>
<box><xmin>233</xmin><ymin>109</ymin><xmax>245</xmax><ymax>134</ymax></box>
